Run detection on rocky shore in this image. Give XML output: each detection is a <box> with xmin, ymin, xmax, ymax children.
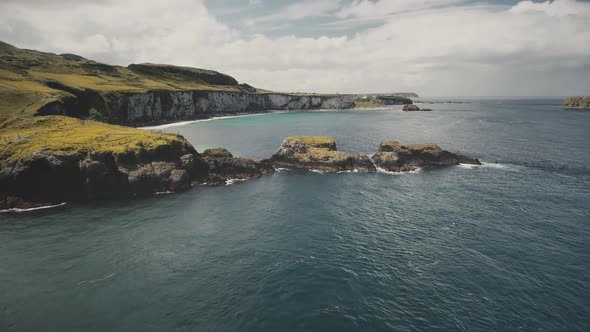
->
<box><xmin>0</xmin><ymin>122</ymin><xmax>480</xmax><ymax>210</ymax></box>
<box><xmin>0</xmin><ymin>116</ymin><xmax>273</xmax><ymax>210</ymax></box>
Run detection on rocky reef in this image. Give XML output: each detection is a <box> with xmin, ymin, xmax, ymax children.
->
<box><xmin>0</xmin><ymin>119</ymin><xmax>481</xmax><ymax>210</ymax></box>
<box><xmin>200</xmin><ymin>148</ymin><xmax>274</xmax><ymax>185</ymax></box>
<box><xmin>270</xmin><ymin>136</ymin><xmax>479</xmax><ymax>173</ymax></box>
<box><xmin>563</xmin><ymin>96</ymin><xmax>590</xmax><ymax>110</ymax></box>
<box><xmin>372</xmin><ymin>141</ymin><xmax>481</xmax><ymax>172</ymax></box>
<box><xmin>0</xmin><ymin>116</ymin><xmax>272</xmax><ymax>209</ymax></box>
<box><xmin>270</xmin><ymin>136</ymin><xmax>376</xmax><ymax>172</ymax></box>
<box><xmin>402</xmin><ymin>104</ymin><xmax>432</xmax><ymax>112</ymax></box>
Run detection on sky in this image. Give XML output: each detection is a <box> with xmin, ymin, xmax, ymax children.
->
<box><xmin>0</xmin><ymin>0</ymin><xmax>589</xmax><ymax>96</ymax></box>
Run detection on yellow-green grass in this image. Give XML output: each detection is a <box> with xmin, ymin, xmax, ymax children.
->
<box><xmin>0</xmin><ymin>89</ymin><xmax>64</xmax><ymax>127</ymax></box>
<box><xmin>0</xmin><ymin>41</ymin><xmax>351</xmax><ymax>127</ymax></box>
<box><xmin>381</xmin><ymin>140</ymin><xmax>440</xmax><ymax>151</ymax></box>
<box><xmin>0</xmin><ymin>115</ymin><xmax>190</xmax><ymax>168</ymax></box>
<box><xmin>285</xmin><ymin>136</ymin><xmax>335</xmax><ymax>145</ymax></box>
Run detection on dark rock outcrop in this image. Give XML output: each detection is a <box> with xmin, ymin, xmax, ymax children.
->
<box><xmin>372</xmin><ymin>141</ymin><xmax>481</xmax><ymax>172</ymax></box>
<box><xmin>0</xmin><ymin>117</ymin><xmax>274</xmax><ymax>209</ymax></box>
<box><xmin>375</xmin><ymin>96</ymin><xmax>413</xmax><ymax>105</ymax></box>
<box><xmin>563</xmin><ymin>96</ymin><xmax>590</xmax><ymax>110</ymax></box>
<box><xmin>402</xmin><ymin>104</ymin><xmax>420</xmax><ymax>111</ymax></box>
<box><xmin>200</xmin><ymin>148</ymin><xmax>274</xmax><ymax>185</ymax></box>
<box><xmin>0</xmin><ymin>143</ymin><xmax>202</xmax><ymax>209</ymax></box>
<box><xmin>270</xmin><ymin>136</ymin><xmax>375</xmax><ymax>172</ymax></box>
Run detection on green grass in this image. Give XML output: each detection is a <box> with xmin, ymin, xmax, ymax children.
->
<box><xmin>380</xmin><ymin>140</ymin><xmax>440</xmax><ymax>152</ymax></box>
<box><xmin>0</xmin><ymin>41</ymin><xmax>256</xmax><ymax>125</ymax></box>
<box><xmin>0</xmin><ymin>115</ymin><xmax>191</xmax><ymax>168</ymax></box>
<box><xmin>285</xmin><ymin>136</ymin><xmax>336</xmax><ymax>145</ymax></box>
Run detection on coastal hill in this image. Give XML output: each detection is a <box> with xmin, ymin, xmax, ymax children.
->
<box><xmin>0</xmin><ymin>42</ymin><xmax>435</xmax><ymax>210</ymax></box>
<box><xmin>0</xmin><ymin>41</ymin><xmax>354</xmax><ymax>127</ymax></box>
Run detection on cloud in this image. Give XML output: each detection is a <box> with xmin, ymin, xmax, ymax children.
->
<box><xmin>337</xmin><ymin>0</ymin><xmax>466</xmax><ymax>18</ymax></box>
<box><xmin>0</xmin><ymin>0</ymin><xmax>589</xmax><ymax>96</ymax></box>
<box><xmin>510</xmin><ymin>0</ymin><xmax>590</xmax><ymax>17</ymax></box>
<box><xmin>242</xmin><ymin>0</ymin><xmax>342</xmax><ymax>27</ymax></box>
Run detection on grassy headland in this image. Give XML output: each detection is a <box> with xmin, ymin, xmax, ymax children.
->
<box><xmin>0</xmin><ymin>115</ymin><xmax>190</xmax><ymax>168</ymax></box>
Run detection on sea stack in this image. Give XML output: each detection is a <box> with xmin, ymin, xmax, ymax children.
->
<box><xmin>270</xmin><ymin>136</ymin><xmax>376</xmax><ymax>172</ymax></box>
<box><xmin>372</xmin><ymin>140</ymin><xmax>481</xmax><ymax>172</ymax></box>
<box><xmin>200</xmin><ymin>148</ymin><xmax>274</xmax><ymax>185</ymax></box>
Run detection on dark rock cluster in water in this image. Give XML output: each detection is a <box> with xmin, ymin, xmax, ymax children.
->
<box><xmin>403</xmin><ymin>104</ymin><xmax>433</xmax><ymax>112</ymax></box>
<box><xmin>270</xmin><ymin>136</ymin><xmax>376</xmax><ymax>173</ymax></box>
<box><xmin>0</xmin><ymin>135</ymin><xmax>480</xmax><ymax>210</ymax></box>
<box><xmin>372</xmin><ymin>141</ymin><xmax>481</xmax><ymax>172</ymax></box>
<box><xmin>200</xmin><ymin>148</ymin><xmax>274</xmax><ymax>186</ymax></box>
<box><xmin>271</xmin><ymin>136</ymin><xmax>480</xmax><ymax>173</ymax></box>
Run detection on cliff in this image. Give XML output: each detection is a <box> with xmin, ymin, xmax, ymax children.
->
<box><xmin>0</xmin><ymin>116</ymin><xmax>273</xmax><ymax>209</ymax></box>
<box><xmin>0</xmin><ymin>41</ymin><xmax>354</xmax><ymax>127</ymax></box>
<box><xmin>563</xmin><ymin>96</ymin><xmax>590</xmax><ymax>110</ymax></box>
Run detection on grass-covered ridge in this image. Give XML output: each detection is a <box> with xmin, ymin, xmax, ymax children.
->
<box><xmin>0</xmin><ymin>115</ymin><xmax>191</xmax><ymax>168</ymax></box>
<box><xmin>284</xmin><ymin>136</ymin><xmax>336</xmax><ymax>145</ymax></box>
<box><xmin>0</xmin><ymin>41</ymin><xmax>263</xmax><ymax>126</ymax></box>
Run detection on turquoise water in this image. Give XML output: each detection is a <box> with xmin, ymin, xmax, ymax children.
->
<box><xmin>1</xmin><ymin>99</ymin><xmax>590</xmax><ymax>331</ymax></box>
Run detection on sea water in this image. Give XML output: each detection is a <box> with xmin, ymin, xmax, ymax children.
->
<box><xmin>1</xmin><ymin>98</ymin><xmax>589</xmax><ymax>331</ymax></box>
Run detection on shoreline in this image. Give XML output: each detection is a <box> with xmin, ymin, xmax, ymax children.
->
<box><xmin>139</xmin><ymin>113</ymin><xmax>276</xmax><ymax>130</ymax></box>
<box><xmin>140</xmin><ymin>107</ymin><xmax>403</xmax><ymax>130</ymax></box>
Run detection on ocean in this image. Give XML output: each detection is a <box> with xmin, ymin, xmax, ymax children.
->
<box><xmin>1</xmin><ymin>98</ymin><xmax>589</xmax><ymax>331</ymax></box>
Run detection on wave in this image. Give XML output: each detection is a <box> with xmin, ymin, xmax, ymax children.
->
<box><xmin>376</xmin><ymin>166</ymin><xmax>422</xmax><ymax>175</ymax></box>
<box><xmin>458</xmin><ymin>162</ymin><xmax>523</xmax><ymax>172</ymax></box>
<box><xmin>225</xmin><ymin>178</ymin><xmax>248</xmax><ymax>185</ymax></box>
<box><xmin>337</xmin><ymin>169</ymin><xmax>360</xmax><ymax>174</ymax></box>
<box><xmin>0</xmin><ymin>202</ymin><xmax>67</xmax><ymax>213</ymax></box>
<box><xmin>275</xmin><ymin>167</ymin><xmax>293</xmax><ymax>173</ymax></box>
<box><xmin>78</xmin><ymin>273</ymin><xmax>117</xmax><ymax>285</ymax></box>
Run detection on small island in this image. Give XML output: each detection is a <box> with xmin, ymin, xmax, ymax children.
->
<box><xmin>563</xmin><ymin>96</ymin><xmax>590</xmax><ymax>110</ymax></box>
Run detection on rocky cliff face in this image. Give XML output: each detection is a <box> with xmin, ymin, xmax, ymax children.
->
<box><xmin>563</xmin><ymin>96</ymin><xmax>590</xmax><ymax>110</ymax></box>
<box><xmin>0</xmin><ymin>116</ymin><xmax>274</xmax><ymax>209</ymax></box>
<box><xmin>106</xmin><ymin>91</ymin><xmax>355</xmax><ymax>125</ymax></box>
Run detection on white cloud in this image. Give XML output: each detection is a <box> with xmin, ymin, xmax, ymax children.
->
<box><xmin>0</xmin><ymin>0</ymin><xmax>589</xmax><ymax>96</ymax></box>
<box><xmin>510</xmin><ymin>0</ymin><xmax>590</xmax><ymax>17</ymax></box>
<box><xmin>337</xmin><ymin>0</ymin><xmax>466</xmax><ymax>18</ymax></box>
<box><xmin>242</xmin><ymin>0</ymin><xmax>341</xmax><ymax>27</ymax></box>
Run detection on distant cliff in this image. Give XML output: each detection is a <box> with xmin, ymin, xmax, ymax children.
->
<box><xmin>38</xmin><ymin>90</ymin><xmax>355</xmax><ymax>126</ymax></box>
<box><xmin>391</xmin><ymin>92</ymin><xmax>419</xmax><ymax>98</ymax></box>
<box><xmin>0</xmin><ymin>41</ymin><xmax>354</xmax><ymax>127</ymax></box>
<box><xmin>563</xmin><ymin>96</ymin><xmax>590</xmax><ymax>110</ymax></box>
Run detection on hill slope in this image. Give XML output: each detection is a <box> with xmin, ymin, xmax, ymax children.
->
<box><xmin>0</xmin><ymin>41</ymin><xmax>260</xmax><ymax>126</ymax></box>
